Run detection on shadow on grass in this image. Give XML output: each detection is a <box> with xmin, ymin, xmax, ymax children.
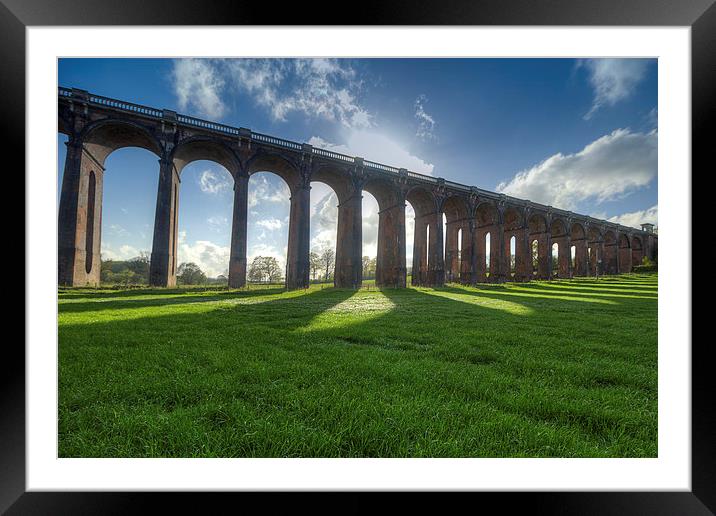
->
<box><xmin>58</xmin><ymin>287</ymin><xmax>291</xmax><ymax>314</ymax></box>
<box><xmin>58</xmin><ymin>279</ymin><xmax>658</xmax><ymax>458</ymax></box>
<box><xmin>58</xmin><ymin>285</ymin><xmax>286</xmax><ymax>300</ymax></box>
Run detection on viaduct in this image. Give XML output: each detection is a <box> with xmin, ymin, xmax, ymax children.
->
<box><xmin>58</xmin><ymin>87</ymin><xmax>658</xmax><ymax>289</ymax></box>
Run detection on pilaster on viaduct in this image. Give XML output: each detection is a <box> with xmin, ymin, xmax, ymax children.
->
<box><xmin>57</xmin><ymin>87</ymin><xmax>658</xmax><ymax>289</ymax></box>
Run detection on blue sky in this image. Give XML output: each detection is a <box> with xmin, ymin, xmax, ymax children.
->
<box><xmin>58</xmin><ymin>58</ymin><xmax>657</xmax><ymax>277</ymax></box>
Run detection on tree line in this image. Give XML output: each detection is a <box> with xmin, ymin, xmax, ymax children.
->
<box><xmin>99</xmin><ymin>248</ymin><xmax>381</xmax><ymax>286</ymax></box>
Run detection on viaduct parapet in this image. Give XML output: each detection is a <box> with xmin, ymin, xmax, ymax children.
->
<box><xmin>57</xmin><ymin>87</ymin><xmax>657</xmax><ymax>288</ymax></box>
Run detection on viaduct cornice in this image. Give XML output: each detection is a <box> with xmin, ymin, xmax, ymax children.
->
<box><xmin>58</xmin><ymin>86</ymin><xmax>654</xmax><ymax>238</ymax></box>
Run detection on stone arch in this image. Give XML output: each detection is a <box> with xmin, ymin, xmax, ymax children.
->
<box><xmin>406</xmin><ymin>186</ymin><xmax>439</xmax><ymax>286</ymax></box>
<box><xmin>550</xmin><ymin>217</ymin><xmax>570</xmax><ymax>278</ymax></box>
<box><xmin>80</xmin><ymin>118</ymin><xmax>163</xmax><ymax>167</ymax></box>
<box><xmin>59</xmin><ymin>118</ymin><xmax>164</xmax><ymax>286</ymax></box>
<box><xmin>311</xmin><ymin>163</ymin><xmax>354</xmax><ymax>204</ymax></box>
<box><xmin>442</xmin><ymin>195</ymin><xmax>471</xmax><ymax>283</ymax></box>
<box><xmin>171</xmin><ymin>137</ymin><xmax>240</xmax><ymax>176</ymax></box>
<box><xmin>528</xmin><ymin>212</ymin><xmax>550</xmax><ymax>279</ymax></box>
<box><xmin>502</xmin><ymin>206</ymin><xmax>524</xmax><ymax>281</ymax></box>
<box><xmin>570</xmin><ymin>222</ymin><xmax>588</xmax><ymax>277</ymax></box>
<box><xmin>309</xmin><ymin>163</ymin><xmax>361</xmax><ymax>288</ymax></box>
<box><xmin>246</xmin><ymin>151</ymin><xmax>303</xmax><ymax>195</ymax></box>
<box><xmin>604</xmin><ymin>229</ymin><xmax>618</xmax><ymax>274</ymax></box>
<box><xmin>363</xmin><ymin>177</ymin><xmax>406</xmax><ymax>287</ymax></box>
<box><xmin>618</xmin><ymin>233</ymin><xmax>632</xmax><ymax>273</ymax></box>
<box><xmin>474</xmin><ymin>201</ymin><xmax>499</xmax><ymax>282</ymax></box>
<box><xmin>631</xmin><ymin>235</ymin><xmax>644</xmax><ymax>266</ymax></box>
<box><xmin>587</xmin><ymin>225</ymin><xmax>604</xmax><ymax>275</ymax></box>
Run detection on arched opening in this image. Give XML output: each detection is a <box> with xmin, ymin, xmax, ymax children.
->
<box><xmin>587</xmin><ymin>226</ymin><xmax>603</xmax><ymax>276</ymax></box>
<box><xmin>510</xmin><ymin>236</ymin><xmax>516</xmax><ymax>276</ymax></box>
<box><xmin>618</xmin><ymin>233</ymin><xmax>632</xmax><ymax>274</ymax></box>
<box><xmin>245</xmin><ymin>171</ymin><xmax>291</xmax><ymax>286</ymax></box>
<box><xmin>175</xmin><ymin>161</ymin><xmax>235</xmax><ymax>286</ymax></box>
<box><xmin>485</xmin><ymin>232</ymin><xmax>491</xmax><ymax>277</ymax></box>
<box><xmin>99</xmin><ymin>148</ymin><xmax>161</xmax><ymax>285</ymax></box>
<box><xmin>531</xmin><ymin>239</ymin><xmax>539</xmax><ymax>276</ymax></box>
<box><xmin>570</xmin><ymin>245</ymin><xmax>576</xmax><ymax>269</ymax></box>
<box><xmin>405</xmin><ymin>199</ymin><xmax>418</xmax><ymax>285</ymax></box>
<box><xmin>442</xmin><ymin>195</ymin><xmax>470</xmax><ymax>284</ymax></box>
<box><xmin>244</xmin><ymin>152</ymin><xmax>307</xmax><ymax>289</ymax></box>
<box><xmin>632</xmin><ymin>235</ymin><xmax>644</xmax><ymax>267</ymax></box>
<box><xmin>361</xmin><ymin>191</ymin><xmax>380</xmax><ymax>284</ymax></box>
<box><xmin>604</xmin><ymin>230</ymin><xmax>618</xmax><ymax>275</ymax></box>
<box><xmin>406</xmin><ymin>186</ymin><xmax>439</xmax><ymax>287</ymax></box>
<box><xmin>475</xmin><ymin>201</ymin><xmax>499</xmax><ymax>283</ymax></box>
<box><xmin>85</xmin><ymin>171</ymin><xmax>96</xmax><ymax>274</ymax></box>
<box><xmin>570</xmin><ymin>222</ymin><xmax>588</xmax><ymax>277</ymax></box>
<box><xmin>528</xmin><ymin>212</ymin><xmax>549</xmax><ymax>280</ymax></box>
<box><xmin>309</xmin><ymin>181</ymin><xmax>340</xmax><ymax>285</ymax></box>
<box><xmin>502</xmin><ymin>206</ymin><xmax>523</xmax><ymax>282</ymax></box>
<box><xmin>550</xmin><ymin>218</ymin><xmax>569</xmax><ymax>279</ymax></box>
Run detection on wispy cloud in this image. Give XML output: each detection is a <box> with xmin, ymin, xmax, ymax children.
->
<box><xmin>580</xmin><ymin>59</ymin><xmax>651</xmax><ymax>119</ymax></box>
<box><xmin>606</xmin><ymin>205</ymin><xmax>658</xmax><ymax>229</ymax></box>
<box><xmin>198</xmin><ymin>170</ymin><xmax>232</xmax><ymax>195</ymax></box>
<box><xmin>248</xmin><ymin>174</ymin><xmax>290</xmax><ymax>208</ymax></box>
<box><xmin>171</xmin><ymin>59</ymin><xmax>227</xmax><ymax>119</ymax></box>
<box><xmin>256</xmin><ymin>217</ymin><xmax>283</xmax><ymax>231</ymax></box>
<box><xmin>171</xmin><ymin>58</ymin><xmax>372</xmax><ymax>128</ymax></box>
<box><xmin>496</xmin><ymin>128</ymin><xmax>657</xmax><ymax>211</ymax></box>
<box><xmin>414</xmin><ymin>94</ymin><xmax>436</xmax><ymax>140</ymax></box>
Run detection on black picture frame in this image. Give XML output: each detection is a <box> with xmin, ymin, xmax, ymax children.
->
<box><xmin>4</xmin><ymin>0</ymin><xmax>711</xmax><ymax>513</ymax></box>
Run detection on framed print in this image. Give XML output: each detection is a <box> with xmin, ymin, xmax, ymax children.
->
<box><xmin>5</xmin><ymin>0</ymin><xmax>712</xmax><ymax>513</ymax></box>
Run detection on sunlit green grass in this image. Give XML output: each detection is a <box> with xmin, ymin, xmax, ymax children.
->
<box><xmin>58</xmin><ymin>273</ymin><xmax>657</xmax><ymax>457</ymax></box>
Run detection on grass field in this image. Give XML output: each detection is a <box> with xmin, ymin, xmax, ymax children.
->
<box><xmin>58</xmin><ymin>273</ymin><xmax>658</xmax><ymax>458</ymax></box>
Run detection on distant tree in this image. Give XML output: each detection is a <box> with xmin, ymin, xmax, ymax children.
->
<box><xmin>126</xmin><ymin>252</ymin><xmax>150</xmax><ymax>283</ymax></box>
<box><xmin>362</xmin><ymin>256</ymin><xmax>377</xmax><ymax>279</ymax></box>
<box><xmin>320</xmin><ymin>247</ymin><xmax>335</xmax><ymax>282</ymax></box>
<box><xmin>309</xmin><ymin>251</ymin><xmax>321</xmax><ymax>281</ymax></box>
<box><xmin>247</xmin><ymin>256</ymin><xmax>283</xmax><ymax>283</ymax></box>
<box><xmin>177</xmin><ymin>262</ymin><xmax>208</xmax><ymax>285</ymax></box>
<box><xmin>362</xmin><ymin>256</ymin><xmax>371</xmax><ymax>278</ymax></box>
<box><xmin>531</xmin><ymin>240</ymin><xmax>539</xmax><ymax>272</ymax></box>
<box><xmin>214</xmin><ymin>274</ymin><xmax>228</xmax><ymax>286</ymax></box>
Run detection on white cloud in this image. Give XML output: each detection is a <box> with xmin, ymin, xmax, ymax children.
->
<box><xmin>171</xmin><ymin>59</ymin><xmax>226</xmax><ymax>119</ymax></box>
<box><xmin>581</xmin><ymin>59</ymin><xmax>651</xmax><ymax>119</ymax></box>
<box><xmin>225</xmin><ymin>58</ymin><xmax>372</xmax><ymax>128</ymax></box>
<box><xmin>256</xmin><ymin>217</ymin><xmax>283</xmax><ymax>231</ymax></box>
<box><xmin>414</xmin><ymin>94</ymin><xmax>436</xmax><ymax>140</ymax></box>
<box><xmin>309</xmin><ymin>131</ymin><xmax>434</xmax><ymax>175</ymax></box>
<box><xmin>248</xmin><ymin>174</ymin><xmax>290</xmax><ymax>208</ymax></box>
<box><xmin>607</xmin><ymin>205</ymin><xmax>658</xmax><ymax>229</ymax></box>
<box><xmin>496</xmin><ymin>128</ymin><xmax>657</xmax><ymax>211</ymax></box>
<box><xmin>172</xmin><ymin>58</ymin><xmax>371</xmax><ymax>128</ymax></box>
<box><xmin>198</xmin><ymin>170</ymin><xmax>232</xmax><ymax>195</ymax></box>
<box><xmin>176</xmin><ymin>230</ymin><xmax>230</xmax><ymax>278</ymax></box>
<box><xmin>101</xmin><ymin>243</ymin><xmax>142</xmax><ymax>261</ymax></box>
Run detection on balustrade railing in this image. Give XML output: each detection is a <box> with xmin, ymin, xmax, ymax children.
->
<box><xmin>251</xmin><ymin>132</ymin><xmax>303</xmax><ymax>151</ymax></box>
<box><xmin>312</xmin><ymin>147</ymin><xmax>354</xmax><ymax>163</ymax></box>
<box><xmin>177</xmin><ymin>114</ymin><xmax>240</xmax><ymax>136</ymax></box>
<box><xmin>364</xmin><ymin>161</ymin><xmax>399</xmax><ymax>174</ymax></box>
